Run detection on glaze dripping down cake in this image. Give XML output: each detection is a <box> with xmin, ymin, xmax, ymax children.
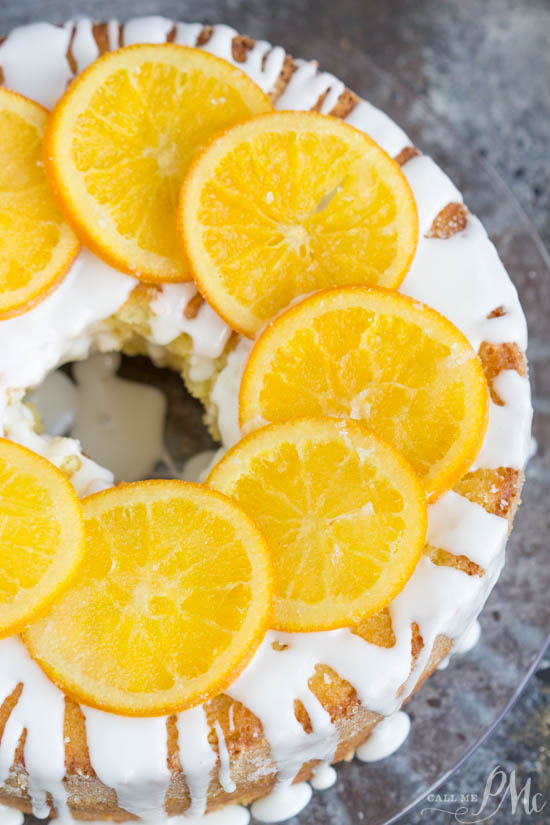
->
<box><xmin>0</xmin><ymin>16</ymin><xmax>532</xmax><ymax>824</ymax></box>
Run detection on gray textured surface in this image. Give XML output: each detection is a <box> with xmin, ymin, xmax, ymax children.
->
<box><xmin>1</xmin><ymin>1</ymin><xmax>549</xmax><ymax>823</ymax></box>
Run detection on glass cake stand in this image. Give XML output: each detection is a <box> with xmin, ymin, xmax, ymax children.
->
<box><xmin>6</xmin><ymin>2</ymin><xmax>549</xmax><ymax>824</ymax></box>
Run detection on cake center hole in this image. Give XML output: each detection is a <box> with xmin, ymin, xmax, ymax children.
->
<box><xmin>28</xmin><ymin>352</ymin><xmax>219</xmax><ymax>484</ymax></box>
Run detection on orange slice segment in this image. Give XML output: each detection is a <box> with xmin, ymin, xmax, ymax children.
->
<box><xmin>179</xmin><ymin>111</ymin><xmax>418</xmax><ymax>337</ymax></box>
<box><xmin>0</xmin><ymin>438</ymin><xmax>84</xmax><ymax>638</ymax></box>
<box><xmin>24</xmin><ymin>480</ymin><xmax>273</xmax><ymax>716</ymax></box>
<box><xmin>207</xmin><ymin>418</ymin><xmax>427</xmax><ymax>632</ymax></box>
<box><xmin>44</xmin><ymin>44</ymin><xmax>272</xmax><ymax>283</ymax></box>
<box><xmin>0</xmin><ymin>89</ymin><xmax>79</xmax><ymax>318</ymax></box>
<box><xmin>239</xmin><ymin>287</ymin><xmax>489</xmax><ymax>501</ymax></box>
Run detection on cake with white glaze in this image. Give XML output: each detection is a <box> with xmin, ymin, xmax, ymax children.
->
<box><xmin>0</xmin><ymin>16</ymin><xmax>532</xmax><ymax>825</ymax></box>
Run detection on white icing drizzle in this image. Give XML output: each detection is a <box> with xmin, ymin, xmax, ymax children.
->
<box><xmin>71</xmin><ymin>353</ymin><xmax>167</xmax><ymax>482</ymax></box>
<box><xmin>171</xmin><ymin>23</ymin><xmax>205</xmax><ymax>49</ymax></box>
<box><xmin>426</xmin><ymin>491</ymin><xmax>508</xmax><ymax>568</ymax></box>
<box><xmin>393</xmin><ymin>553</ymin><xmax>504</xmax><ymax>701</ymax></box>
<box><xmin>453</xmin><ymin>619</ymin><xmax>482</xmax><ymax>654</ymax></box>
<box><xmin>227</xmin><ymin>633</ymin><xmax>339</xmax><ymax>788</ymax></box>
<box><xmin>213</xmin><ymin>722</ymin><xmax>236</xmax><ymax>795</ymax></box>
<box><xmin>149</xmin><ymin>284</ymin><xmax>231</xmax><ymax>359</ymax></box>
<box><xmin>176</xmin><ymin>708</ymin><xmax>217</xmax><ymax>817</ymax></box>
<box><xmin>200</xmin><ymin>25</ymin><xmax>240</xmax><ymax>62</ymax></box>
<box><xmin>232</xmin><ymin>41</ymin><xmax>286</xmax><ymax>98</ymax></box>
<box><xmin>122</xmin><ymin>16</ymin><xmax>174</xmax><ymax>46</ymax></box>
<box><xmin>225</xmin><ymin>534</ymin><xmax>505</xmax><ymax>751</ymax></box>
<box><xmin>250</xmin><ymin>783</ymin><xmax>312</xmax><ymax>823</ymax></box>
<box><xmin>3</xmin><ymin>398</ymin><xmax>114</xmax><ymax>498</ymax></box>
<box><xmin>472</xmin><ymin>371</ymin><xmax>532</xmax><ymax>470</ymax></box>
<box><xmin>82</xmin><ymin>707</ymin><xmax>170</xmax><ymax>820</ymax></box>
<box><xmin>355</xmin><ymin>712</ymin><xmax>411</xmax><ymax>762</ymax></box>
<box><xmin>345</xmin><ymin>100</ymin><xmax>409</xmax><ymax>158</ymax></box>
<box><xmin>0</xmin><ymin>250</ymin><xmax>136</xmax><ymax>422</ymax></box>
<box><xmin>211</xmin><ymin>340</ymin><xmax>253</xmax><ymax>447</ymax></box>
<box><xmin>70</xmin><ymin>18</ymin><xmax>99</xmax><ymax>73</ymax></box>
<box><xmin>0</xmin><ymin>804</ymin><xmax>23</xmax><ymax>825</ymax></box>
<box><xmin>27</xmin><ymin>371</ymin><xmax>79</xmax><ymax>436</ymax></box>
<box><xmin>310</xmin><ymin>764</ymin><xmax>337</xmax><ymax>790</ymax></box>
<box><xmin>106</xmin><ymin>20</ymin><xmax>120</xmax><ymax>51</ymax></box>
<box><xmin>0</xmin><ymin>637</ymin><xmax>68</xmax><ymax>820</ymax></box>
<box><xmin>400</xmin><ymin>216</ymin><xmax>527</xmax><ymax>353</ymax></box>
<box><xmin>190</xmin><ymin>23</ymin><xmax>286</xmax><ymax>98</ymax></box>
<box><xmin>437</xmin><ymin>618</ymin><xmax>482</xmax><ymax>671</ymax></box>
<box><xmin>276</xmin><ymin>60</ymin><xmax>344</xmax><ymax>113</ymax></box>
<box><xmin>176</xmin><ymin>805</ymin><xmax>250</xmax><ymax>825</ymax></box>
<box><xmin>0</xmin><ymin>23</ymin><xmax>73</xmax><ymax>108</ymax></box>
<box><xmin>402</xmin><ymin>155</ymin><xmax>463</xmax><ymax>235</ymax></box>
<box><xmin>0</xmin><ymin>15</ymin><xmax>532</xmax><ymax>825</ymax></box>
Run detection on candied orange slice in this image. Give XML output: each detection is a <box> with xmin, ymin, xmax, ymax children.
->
<box><xmin>239</xmin><ymin>287</ymin><xmax>489</xmax><ymax>501</ymax></box>
<box><xmin>24</xmin><ymin>480</ymin><xmax>273</xmax><ymax>716</ymax></box>
<box><xmin>44</xmin><ymin>45</ymin><xmax>272</xmax><ymax>283</ymax></box>
<box><xmin>207</xmin><ymin>418</ymin><xmax>427</xmax><ymax>631</ymax></box>
<box><xmin>179</xmin><ymin>111</ymin><xmax>418</xmax><ymax>337</ymax></box>
<box><xmin>0</xmin><ymin>89</ymin><xmax>79</xmax><ymax>318</ymax></box>
<box><xmin>0</xmin><ymin>438</ymin><xmax>84</xmax><ymax>638</ymax></box>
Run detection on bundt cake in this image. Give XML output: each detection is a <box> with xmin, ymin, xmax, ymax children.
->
<box><xmin>0</xmin><ymin>15</ymin><xmax>532</xmax><ymax>824</ymax></box>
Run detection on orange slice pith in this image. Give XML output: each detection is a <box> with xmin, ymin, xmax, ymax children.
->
<box><xmin>179</xmin><ymin>110</ymin><xmax>418</xmax><ymax>337</ymax></box>
<box><xmin>24</xmin><ymin>480</ymin><xmax>273</xmax><ymax>716</ymax></box>
<box><xmin>0</xmin><ymin>88</ymin><xmax>79</xmax><ymax>318</ymax></box>
<box><xmin>0</xmin><ymin>438</ymin><xmax>85</xmax><ymax>639</ymax></box>
<box><xmin>207</xmin><ymin>418</ymin><xmax>427</xmax><ymax>632</ymax></box>
<box><xmin>44</xmin><ymin>44</ymin><xmax>272</xmax><ymax>284</ymax></box>
<box><xmin>239</xmin><ymin>286</ymin><xmax>489</xmax><ymax>501</ymax></box>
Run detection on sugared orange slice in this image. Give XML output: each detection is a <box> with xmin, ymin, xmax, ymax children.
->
<box><xmin>0</xmin><ymin>89</ymin><xmax>79</xmax><ymax>318</ymax></box>
<box><xmin>24</xmin><ymin>480</ymin><xmax>273</xmax><ymax>716</ymax></box>
<box><xmin>0</xmin><ymin>438</ymin><xmax>84</xmax><ymax>638</ymax></box>
<box><xmin>207</xmin><ymin>418</ymin><xmax>427</xmax><ymax>632</ymax></box>
<box><xmin>239</xmin><ymin>287</ymin><xmax>489</xmax><ymax>501</ymax></box>
<box><xmin>179</xmin><ymin>111</ymin><xmax>418</xmax><ymax>337</ymax></box>
<box><xmin>44</xmin><ymin>45</ymin><xmax>272</xmax><ymax>283</ymax></box>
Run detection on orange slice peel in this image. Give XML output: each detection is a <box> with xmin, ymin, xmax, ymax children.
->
<box><xmin>207</xmin><ymin>417</ymin><xmax>427</xmax><ymax>632</ymax></box>
<box><xmin>44</xmin><ymin>44</ymin><xmax>272</xmax><ymax>284</ymax></box>
<box><xmin>179</xmin><ymin>110</ymin><xmax>418</xmax><ymax>337</ymax></box>
<box><xmin>0</xmin><ymin>88</ymin><xmax>79</xmax><ymax>318</ymax></box>
<box><xmin>239</xmin><ymin>286</ymin><xmax>489</xmax><ymax>501</ymax></box>
<box><xmin>24</xmin><ymin>479</ymin><xmax>273</xmax><ymax>716</ymax></box>
<box><xmin>0</xmin><ymin>438</ymin><xmax>85</xmax><ymax>638</ymax></box>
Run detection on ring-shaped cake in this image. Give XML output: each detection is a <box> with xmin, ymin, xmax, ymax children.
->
<box><xmin>0</xmin><ymin>16</ymin><xmax>532</xmax><ymax>824</ymax></box>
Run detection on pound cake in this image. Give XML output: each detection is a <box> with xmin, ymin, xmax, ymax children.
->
<box><xmin>0</xmin><ymin>15</ymin><xmax>532</xmax><ymax>825</ymax></box>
